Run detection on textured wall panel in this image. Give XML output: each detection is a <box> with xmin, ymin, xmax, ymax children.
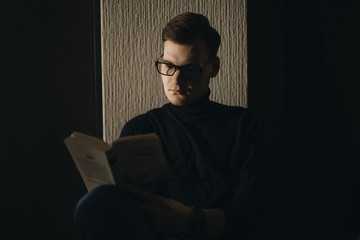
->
<box><xmin>102</xmin><ymin>0</ymin><xmax>247</xmax><ymax>143</ymax></box>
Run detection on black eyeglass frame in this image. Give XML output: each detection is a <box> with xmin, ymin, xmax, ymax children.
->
<box><xmin>154</xmin><ymin>54</ymin><xmax>215</xmax><ymax>78</ymax></box>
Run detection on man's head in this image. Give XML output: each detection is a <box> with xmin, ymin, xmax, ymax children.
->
<box><xmin>162</xmin><ymin>12</ymin><xmax>221</xmax><ymax>59</ymax></box>
<box><xmin>157</xmin><ymin>12</ymin><xmax>221</xmax><ymax>106</ymax></box>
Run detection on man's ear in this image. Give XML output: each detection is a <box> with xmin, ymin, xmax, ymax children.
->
<box><xmin>210</xmin><ymin>57</ymin><xmax>220</xmax><ymax>78</ymax></box>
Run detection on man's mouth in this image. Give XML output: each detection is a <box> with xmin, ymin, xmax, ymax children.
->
<box><xmin>170</xmin><ymin>88</ymin><xmax>186</xmax><ymax>94</ymax></box>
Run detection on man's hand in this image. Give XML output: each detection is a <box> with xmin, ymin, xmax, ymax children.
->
<box><xmin>120</xmin><ymin>182</ymin><xmax>193</xmax><ymax>237</ymax></box>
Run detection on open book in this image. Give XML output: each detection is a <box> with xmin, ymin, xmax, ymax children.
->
<box><xmin>64</xmin><ymin>132</ymin><xmax>168</xmax><ymax>195</ymax></box>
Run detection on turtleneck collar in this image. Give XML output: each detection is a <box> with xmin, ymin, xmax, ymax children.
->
<box><xmin>167</xmin><ymin>89</ymin><xmax>212</xmax><ymax>116</ymax></box>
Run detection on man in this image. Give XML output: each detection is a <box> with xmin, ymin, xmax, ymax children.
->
<box><xmin>75</xmin><ymin>12</ymin><xmax>263</xmax><ymax>240</ymax></box>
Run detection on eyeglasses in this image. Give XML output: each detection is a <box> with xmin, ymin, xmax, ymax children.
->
<box><xmin>155</xmin><ymin>55</ymin><xmax>214</xmax><ymax>79</ymax></box>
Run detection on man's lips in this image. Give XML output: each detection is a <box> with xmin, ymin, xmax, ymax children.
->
<box><xmin>170</xmin><ymin>88</ymin><xmax>186</xmax><ymax>94</ymax></box>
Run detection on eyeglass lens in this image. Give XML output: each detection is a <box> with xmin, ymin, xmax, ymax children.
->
<box><xmin>157</xmin><ymin>63</ymin><xmax>201</xmax><ymax>78</ymax></box>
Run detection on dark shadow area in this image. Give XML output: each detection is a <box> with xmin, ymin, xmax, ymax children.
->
<box><xmin>248</xmin><ymin>0</ymin><xmax>360</xmax><ymax>239</ymax></box>
<box><xmin>1</xmin><ymin>0</ymin><xmax>101</xmax><ymax>239</ymax></box>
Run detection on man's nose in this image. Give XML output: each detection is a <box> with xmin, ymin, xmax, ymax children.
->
<box><xmin>171</xmin><ymin>69</ymin><xmax>186</xmax><ymax>85</ymax></box>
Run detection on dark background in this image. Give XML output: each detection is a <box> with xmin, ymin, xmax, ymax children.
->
<box><xmin>1</xmin><ymin>1</ymin><xmax>101</xmax><ymax>239</ymax></box>
<box><xmin>248</xmin><ymin>1</ymin><xmax>359</xmax><ymax>239</ymax></box>
<box><xmin>1</xmin><ymin>0</ymin><xmax>359</xmax><ymax>239</ymax></box>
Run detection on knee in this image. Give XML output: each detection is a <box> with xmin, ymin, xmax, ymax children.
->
<box><xmin>75</xmin><ymin>185</ymin><xmax>131</xmax><ymax>220</ymax></box>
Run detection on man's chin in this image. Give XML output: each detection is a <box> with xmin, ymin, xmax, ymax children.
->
<box><xmin>168</xmin><ymin>96</ymin><xmax>192</xmax><ymax>106</ymax></box>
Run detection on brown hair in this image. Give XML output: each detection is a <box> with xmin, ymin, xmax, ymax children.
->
<box><xmin>162</xmin><ymin>12</ymin><xmax>221</xmax><ymax>58</ymax></box>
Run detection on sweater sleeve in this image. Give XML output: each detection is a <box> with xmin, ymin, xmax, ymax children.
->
<box><xmin>221</xmin><ymin>112</ymin><xmax>265</xmax><ymax>239</ymax></box>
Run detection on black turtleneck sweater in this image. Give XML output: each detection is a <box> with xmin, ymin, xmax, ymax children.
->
<box><xmin>120</xmin><ymin>91</ymin><xmax>263</xmax><ymax>239</ymax></box>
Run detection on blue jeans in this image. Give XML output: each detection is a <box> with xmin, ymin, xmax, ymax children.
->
<box><xmin>74</xmin><ymin>185</ymin><xmax>159</xmax><ymax>240</ymax></box>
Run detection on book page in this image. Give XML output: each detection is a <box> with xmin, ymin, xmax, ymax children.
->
<box><xmin>65</xmin><ymin>137</ymin><xmax>115</xmax><ymax>191</ymax></box>
<box><xmin>111</xmin><ymin>134</ymin><xmax>166</xmax><ymax>186</ymax></box>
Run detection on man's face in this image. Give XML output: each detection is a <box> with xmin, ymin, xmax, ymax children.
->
<box><xmin>161</xmin><ymin>40</ymin><xmax>219</xmax><ymax>106</ymax></box>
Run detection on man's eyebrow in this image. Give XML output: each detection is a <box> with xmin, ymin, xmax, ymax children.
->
<box><xmin>161</xmin><ymin>58</ymin><xmax>173</xmax><ymax>64</ymax></box>
<box><xmin>161</xmin><ymin>58</ymin><xmax>200</xmax><ymax>67</ymax></box>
